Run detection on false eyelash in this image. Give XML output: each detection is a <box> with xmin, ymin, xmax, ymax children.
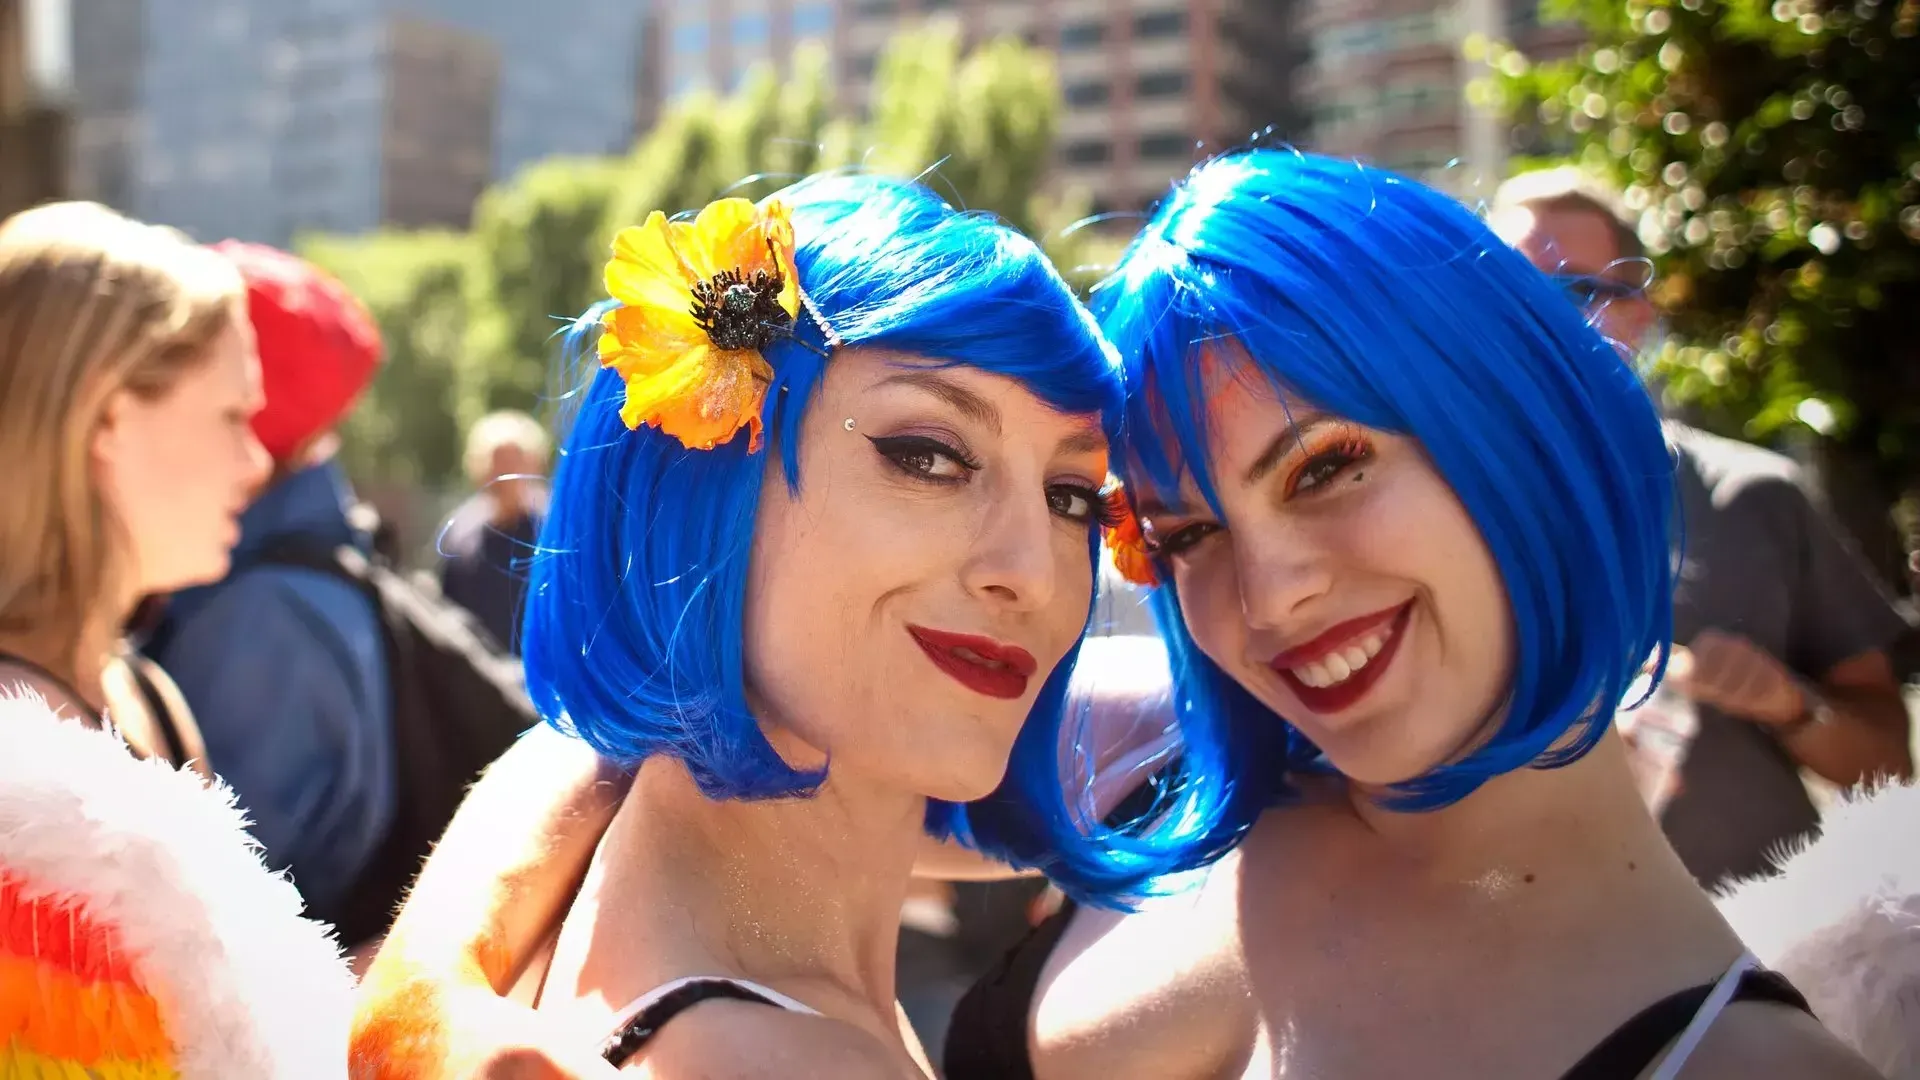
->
<box><xmin>1286</xmin><ymin>432</ymin><xmax>1374</xmax><ymax>496</ymax></box>
<box><xmin>1096</xmin><ymin>487</ymin><xmax>1132</xmax><ymax>529</ymax></box>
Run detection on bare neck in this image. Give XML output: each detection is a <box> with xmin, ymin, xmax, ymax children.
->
<box><xmin>1344</xmin><ymin>729</ymin><xmax>1688</xmax><ymax>883</ymax></box>
<box><xmin>554</xmin><ymin>746</ymin><xmax>927</xmax><ymax>1030</ymax></box>
<box><xmin>0</xmin><ymin>613</ymin><xmax>126</xmax><ymax>716</ymax></box>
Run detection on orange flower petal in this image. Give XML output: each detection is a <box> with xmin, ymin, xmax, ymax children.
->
<box><xmin>615</xmin><ymin>343</ymin><xmax>773</xmax><ymax>451</ymax></box>
<box><xmin>1102</xmin><ymin>487</ymin><xmax>1159</xmax><ymax>587</ymax></box>
<box><xmin>598</xmin><ymin>305</ymin><xmax>702</xmax><ymax>377</ymax></box>
<box><xmin>606</xmin><ymin>214</ymin><xmax>702</xmax><ymax>338</ymax></box>
<box><xmin>680</xmin><ymin>198</ymin><xmax>762</xmax><ymax>284</ymax></box>
<box><xmin>761</xmin><ymin>201</ymin><xmax>801</xmax><ymax>319</ymax></box>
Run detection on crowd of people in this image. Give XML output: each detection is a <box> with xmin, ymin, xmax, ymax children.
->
<box><xmin>1</xmin><ymin>150</ymin><xmax>1914</xmax><ymax>1079</ymax></box>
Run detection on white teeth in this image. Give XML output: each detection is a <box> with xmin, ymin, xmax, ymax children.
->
<box><xmin>1323</xmin><ymin>653</ymin><xmax>1352</xmax><ymax>682</ymax></box>
<box><xmin>1290</xmin><ymin>632</ymin><xmax>1391</xmax><ymax>689</ymax></box>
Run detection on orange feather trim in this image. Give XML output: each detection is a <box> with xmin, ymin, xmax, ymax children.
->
<box><xmin>0</xmin><ymin>1041</ymin><xmax>178</xmax><ymax>1079</ymax></box>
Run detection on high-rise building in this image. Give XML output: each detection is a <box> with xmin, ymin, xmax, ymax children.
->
<box><xmin>2</xmin><ymin>0</ymin><xmax>70</xmax><ymax>218</ymax></box>
<box><xmin>65</xmin><ymin>0</ymin><xmax>136</xmax><ymax>210</ymax></box>
<box><xmin>1295</xmin><ymin>0</ymin><xmax>1582</xmax><ymax>192</ymax></box>
<box><xmin>70</xmin><ymin>0</ymin><xmax>642</xmax><ymax>245</ymax></box>
<box><xmin>651</xmin><ymin>0</ymin><xmax>1303</xmax><ymax>213</ymax></box>
<box><xmin>378</xmin><ymin>15</ymin><xmax>496</xmax><ymax>229</ymax></box>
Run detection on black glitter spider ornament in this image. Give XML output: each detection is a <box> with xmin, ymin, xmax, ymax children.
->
<box><xmin>688</xmin><ymin>241</ymin><xmax>793</xmax><ymax>352</ymax></box>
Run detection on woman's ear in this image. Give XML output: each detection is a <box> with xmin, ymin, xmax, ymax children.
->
<box><xmin>90</xmin><ymin>388</ymin><xmax>132</xmax><ymax>476</ymax></box>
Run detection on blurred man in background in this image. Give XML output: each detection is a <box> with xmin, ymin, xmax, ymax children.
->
<box><xmin>438</xmin><ymin>409</ymin><xmax>549</xmax><ymax>654</ymax></box>
<box><xmin>1492</xmin><ymin>169</ymin><xmax>1914</xmax><ymax>890</ymax></box>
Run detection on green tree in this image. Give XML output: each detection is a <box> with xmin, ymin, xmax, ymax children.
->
<box><xmin>463</xmin><ymin>154</ymin><xmax>631</xmax><ymax>421</ymax></box>
<box><xmin>863</xmin><ymin>24</ymin><xmax>1065</xmax><ymax>238</ymax></box>
<box><xmin>313</xmin><ymin>25</ymin><xmax>1092</xmax><ymax>493</ymax></box>
<box><xmin>1490</xmin><ymin>0</ymin><xmax>1920</xmax><ymax>584</ymax></box>
<box><xmin>299</xmin><ymin>230</ymin><xmax>475</xmax><ymax>491</ymax></box>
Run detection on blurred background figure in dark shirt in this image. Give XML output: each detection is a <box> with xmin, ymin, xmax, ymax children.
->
<box><xmin>438</xmin><ymin>410</ymin><xmax>550</xmax><ymax>654</ymax></box>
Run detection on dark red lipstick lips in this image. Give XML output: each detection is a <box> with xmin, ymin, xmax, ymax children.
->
<box><xmin>1269</xmin><ymin>601</ymin><xmax>1413</xmax><ymax>715</ymax></box>
<box><xmin>907</xmin><ymin>625</ymin><xmax>1038</xmax><ymax>701</ymax></box>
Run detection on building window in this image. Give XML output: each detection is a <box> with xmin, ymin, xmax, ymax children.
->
<box><xmin>848</xmin><ymin>52</ymin><xmax>879</xmax><ymax>80</ymax></box>
<box><xmin>1139</xmin><ymin>132</ymin><xmax>1192</xmax><ymax>159</ymax></box>
<box><xmin>853</xmin><ymin>0</ymin><xmax>896</xmax><ymax>14</ymax></box>
<box><xmin>732</xmin><ymin>13</ymin><xmax>769</xmax><ymax>48</ymax></box>
<box><xmin>1136</xmin><ymin>70</ymin><xmax>1186</xmax><ymax>98</ymax></box>
<box><xmin>1060</xmin><ymin>21</ymin><xmax>1103</xmax><ymax>48</ymax></box>
<box><xmin>793</xmin><ymin>3</ymin><xmax>833</xmax><ymax>37</ymax></box>
<box><xmin>1065</xmin><ymin>80</ymin><xmax>1110</xmax><ymax>107</ymax></box>
<box><xmin>1064</xmin><ymin>139</ymin><xmax>1111</xmax><ymax>165</ymax></box>
<box><xmin>1134</xmin><ymin>11</ymin><xmax>1185</xmax><ymax>38</ymax></box>
<box><xmin>1312</xmin><ymin>12</ymin><xmax>1451</xmax><ymax>67</ymax></box>
<box><xmin>673</xmin><ymin>19</ymin><xmax>709</xmax><ymax>56</ymax></box>
<box><xmin>1381</xmin><ymin>80</ymin><xmax>1454</xmax><ymax>116</ymax></box>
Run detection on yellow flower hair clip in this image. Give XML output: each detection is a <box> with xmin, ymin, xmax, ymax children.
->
<box><xmin>1100</xmin><ymin>479</ymin><xmax>1160</xmax><ymax>588</ymax></box>
<box><xmin>599</xmin><ymin>197</ymin><xmax>832</xmax><ymax>452</ymax></box>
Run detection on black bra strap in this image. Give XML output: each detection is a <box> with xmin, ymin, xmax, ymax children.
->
<box><xmin>600</xmin><ymin>979</ymin><xmax>782</xmax><ymax>1067</ymax></box>
<box><xmin>1561</xmin><ymin>969</ymin><xmax>1811</xmax><ymax>1080</ymax></box>
<box><xmin>125</xmin><ymin>659</ymin><xmax>188</xmax><ymax>766</ymax></box>
<box><xmin>0</xmin><ymin>652</ymin><xmax>108</xmax><ymax>729</ymax></box>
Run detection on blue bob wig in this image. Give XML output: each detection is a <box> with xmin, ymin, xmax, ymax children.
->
<box><xmin>1092</xmin><ymin>149</ymin><xmax>1676</xmax><ymax>814</ymax></box>
<box><xmin>523</xmin><ymin>173</ymin><xmax>1230</xmax><ymax>901</ymax></box>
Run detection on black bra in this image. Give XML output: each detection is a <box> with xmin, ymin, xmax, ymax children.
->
<box><xmin>947</xmin><ymin>939</ymin><xmax>1812</xmax><ymax>1080</ymax></box>
<box><xmin>599</xmin><ymin>977</ymin><xmax>806</xmax><ymax>1068</ymax></box>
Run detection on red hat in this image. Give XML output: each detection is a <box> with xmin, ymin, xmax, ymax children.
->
<box><xmin>213</xmin><ymin>240</ymin><xmax>383</xmax><ymax>463</ymax></box>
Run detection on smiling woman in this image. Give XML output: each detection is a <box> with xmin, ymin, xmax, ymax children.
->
<box><xmin>351</xmin><ymin>174</ymin><xmax>1229</xmax><ymax>1079</ymax></box>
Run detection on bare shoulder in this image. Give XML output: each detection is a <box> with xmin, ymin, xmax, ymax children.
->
<box><xmin>1661</xmin><ymin>1001</ymin><xmax>1885</xmax><ymax>1080</ymax></box>
<box><xmin>1031</xmin><ymin>863</ymin><xmax>1254</xmax><ymax>1080</ymax></box>
<box><xmin>632</xmin><ymin>1000</ymin><xmax>918</xmax><ymax>1080</ymax></box>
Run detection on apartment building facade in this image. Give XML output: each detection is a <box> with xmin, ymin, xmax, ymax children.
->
<box><xmin>67</xmin><ymin>0</ymin><xmax>641</xmax><ymax>245</ymax></box>
<box><xmin>650</xmin><ymin>0</ymin><xmax>1301</xmax><ymax>213</ymax></box>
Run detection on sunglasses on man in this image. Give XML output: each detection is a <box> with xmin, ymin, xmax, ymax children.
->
<box><xmin>1552</xmin><ymin>273</ymin><xmax>1644</xmax><ymax>309</ymax></box>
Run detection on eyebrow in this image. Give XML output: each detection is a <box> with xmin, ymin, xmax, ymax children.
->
<box><xmin>1244</xmin><ymin>411</ymin><xmax>1337</xmax><ymax>488</ymax></box>
<box><xmin>874</xmin><ymin>370</ymin><xmax>1000</xmax><ymax>434</ymax></box>
<box><xmin>1058</xmin><ymin>425</ymin><xmax>1107</xmax><ymax>456</ymax></box>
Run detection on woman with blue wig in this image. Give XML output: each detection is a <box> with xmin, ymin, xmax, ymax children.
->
<box><xmin>350</xmin><ymin>173</ymin><xmax>1229</xmax><ymax>1078</ymax></box>
<box><xmin>933</xmin><ymin>149</ymin><xmax>1878</xmax><ymax>1080</ymax></box>
<box><xmin>349</xmin><ymin>155</ymin><xmax>1881</xmax><ymax>1078</ymax></box>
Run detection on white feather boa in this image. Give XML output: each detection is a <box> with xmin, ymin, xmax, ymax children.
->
<box><xmin>0</xmin><ymin>690</ymin><xmax>354</xmax><ymax>1078</ymax></box>
<box><xmin>1715</xmin><ymin>781</ymin><xmax>1920</xmax><ymax>1079</ymax></box>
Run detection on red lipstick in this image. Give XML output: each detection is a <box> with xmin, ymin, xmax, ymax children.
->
<box><xmin>1269</xmin><ymin>602</ymin><xmax>1412</xmax><ymax>715</ymax></box>
<box><xmin>907</xmin><ymin>625</ymin><xmax>1038</xmax><ymax>701</ymax></box>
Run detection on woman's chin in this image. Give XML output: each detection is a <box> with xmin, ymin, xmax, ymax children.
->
<box><xmin>918</xmin><ymin>753</ymin><xmax>1018</xmax><ymax>806</ymax></box>
<box><xmin>1313</xmin><ymin>734</ymin><xmax>1453</xmax><ymax>792</ymax></box>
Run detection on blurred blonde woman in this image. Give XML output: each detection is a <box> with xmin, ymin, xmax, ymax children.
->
<box><xmin>0</xmin><ymin>201</ymin><xmax>270</xmax><ymax>771</ymax></box>
<box><xmin>0</xmin><ymin>202</ymin><xmax>353</xmax><ymax>1076</ymax></box>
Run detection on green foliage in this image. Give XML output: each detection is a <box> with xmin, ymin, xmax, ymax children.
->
<box><xmin>313</xmin><ymin>27</ymin><xmax>1099</xmax><ymax>491</ymax></box>
<box><xmin>1490</xmin><ymin>0</ymin><xmax>1920</xmax><ymax>478</ymax></box>
<box><xmin>298</xmin><ymin>229</ymin><xmax>475</xmax><ymax>490</ymax></box>
<box><xmin>463</xmin><ymin>155</ymin><xmax>631</xmax><ymax>423</ymax></box>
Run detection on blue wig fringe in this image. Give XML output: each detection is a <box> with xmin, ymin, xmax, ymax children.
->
<box><xmin>523</xmin><ymin>173</ymin><xmax>1233</xmax><ymax>903</ymax></box>
<box><xmin>1092</xmin><ymin>149</ymin><xmax>1675</xmax><ymax>814</ymax></box>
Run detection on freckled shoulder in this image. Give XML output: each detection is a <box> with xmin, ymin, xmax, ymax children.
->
<box><xmin>1648</xmin><ymin>1000</ymin><xmax>1885</xmax><ymax>1080</ymax></box>
<box><xmin>631</xmin><ymin>1000</ymin><xmax>918</xmax><ymax>1080</ymax></box>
